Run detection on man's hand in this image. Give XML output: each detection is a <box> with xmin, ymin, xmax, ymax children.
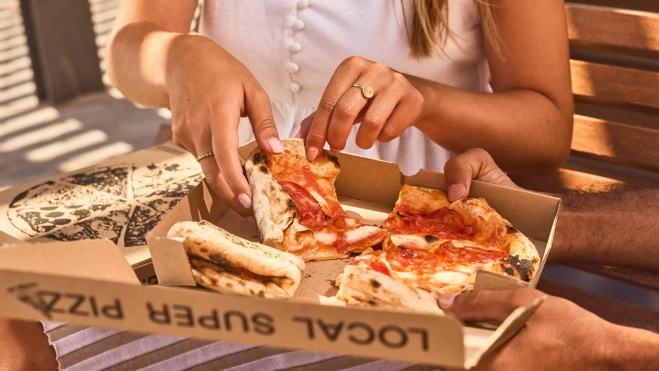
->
<box><xmin>439</xmin><ymin>289</ymin><xmax>623</xmax><ymax>371</ymax></box>
<box><xmin>443</xmin><ymin>148</ymin><xmax>519</xmax><ymax>202</ymax></box>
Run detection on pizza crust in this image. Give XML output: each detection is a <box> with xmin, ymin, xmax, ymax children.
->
<box><xmin>167</xmin><ymin>221</ymin><xmax>305</xmax><ymax>299</ymax></box>
<box><xmin>336</xmin><ymin>265</ymin><xmax>443</xmax><ymax>314</ymax></box>
<box><xmin>245</xmin><ymin>146</ymin><xmax>296</xmax><ymax>249</ymax></box>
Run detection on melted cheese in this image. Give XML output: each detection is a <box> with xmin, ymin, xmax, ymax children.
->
<box><xmin>390</xmin><ymin>234</ymin><xmax>428</xmax><ymax>249</ymax></box>
<box><xmin>431</xmin><ymin>271</ymin><xmax>470</xmax><ymax>285</ymax></box>
<box><xmin>345</xmin><ymin>226</ymin><xmax>381</xmax><ymax>243</ymax></box>
<box><xmin>308</xmin><ymin>189</ymin><xmax>329</xmax><ymax>211</ymax></box>
<box><xmin>314</xmin><ymin>231</ymin><xmax>338</xmax><ymax>245</ymax></box>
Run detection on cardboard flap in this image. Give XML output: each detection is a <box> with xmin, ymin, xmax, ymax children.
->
<box><xmin>473</xmin><ymin>271</ymin><xmax>528</xmax><ymax>291</ymax></box>
<box><xmin>465</xmin><ymin>296</ymin><xmax>545</xmax><ymax>369</ymax></box>
<box><xmin>0</xmin><ymin>269</ymin><xmax>468</xmax><ymax>368</ymax></box>
<box><xmin>0</xmin><ymin>241</ymin><xmax>139</xmax><ymax>285</ymax></box>
<box><xmin>147</xmin><ymin>179</ymin><xmax>227</xmax><ymax>286</ymax></box>
<box><xmin>0</xmin><ymin>229</ymin><xmax>22</xmax><ymax>245</ymax></box>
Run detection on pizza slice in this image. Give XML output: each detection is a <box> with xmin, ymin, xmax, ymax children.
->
<box><xmin>168</xmin><ymin>221</ymin><xmax>305</xmax><ymax>299</ymax></box>
<box><xmin>245</xmin><ymin>138</ymin><xmax>387</xmax><ymax>262</ymax></box>
<box><xmin>336</xmin><ymin>184</ymin><xmax>540</xmax><ymax>311</ymax></box>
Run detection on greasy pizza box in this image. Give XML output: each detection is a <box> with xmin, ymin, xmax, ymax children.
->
<box><xmin>141</xmin><ymin>141</ymin><xmax>560</xmax><ymax>368</ymax></box>
<box><xmin>0</xmin><ymin>142</ymin><xmax>202</xmax><ymax>279</ymax></box>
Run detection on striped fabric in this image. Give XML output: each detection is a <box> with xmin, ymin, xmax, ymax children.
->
<box><xmin>42</xmin><ymin>322</ymin><xmax>442</xmax><ymax>371</ymax></box>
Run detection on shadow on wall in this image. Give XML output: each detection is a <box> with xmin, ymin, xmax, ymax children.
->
<box><xmin>0</xmin><ymin>0</ymin><xmax>169</xmax><ymax>190</ymax></box>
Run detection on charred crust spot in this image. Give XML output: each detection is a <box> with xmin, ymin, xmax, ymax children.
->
<box><xmin>227</xmin><ymin>282</ymin><xmax>233</xmax><ymax>288</ymax></box>
<box><xmin>370</xmin><ymin>279</ymin><xmax>381</xmax><ymax>289</ymax></box>
<box><xmin>200</xmin><ymin>247</ymin><xmax>208</xmax><ymax>253</ymax></box>
<box><xmin>209</xmin><ymin>254</ymin><xmax>231</xmax><ymax>267</ymax></box>
<box><xmin>258</xmin><ymin>290</ymin><xmax>265</xmax><ymax>297</ymax></box>
<box><xmin>368</xmin><ymin>300</ymin><xmax>376</xmax><ymax>306</ymax></box>
<box><xmin>348</xmin><ymin>274</ymin><xmax>354</xmax><ymax>280</ymax></box>
<box><xmin>287</xmin><ymin>199</ymin><xmax>296</xmax><ymax>211</ymax></box>
<box><xmin>327</xmin><ymin>153</ymin><xmax>340</xmax><ymax>168</ymax></box>
<box><xmin>507</xmin><ymin>225</ymin><xmax>518</xmax><ymax>234</ymax></box>
<box><xmin>252</xmin><ymin>152</ymin><xmax>269</xmax><ymax>166</ymax></box>
<box><xmin>259</xmin><ymin>166</ymin><xmax>269</xmax><ymax>174</ymax></box>
<box><xmin>210</xmin><ymin>277</ymin><xmax>218</xmax><ymax>284</ymax></box>
<box><xmin>500</xmin><ymin>255</ymin><xmax>534</xmax><ymax>282</ymax></box>
<box><xmin>397</xmin><ymin>245</ymin><xmax>407</xmax><ymax>250</ymax></box>
<box><xmin>424</xmin><ymin>235</ymin><xmax>439</xmax><ymax>243</ymax></box>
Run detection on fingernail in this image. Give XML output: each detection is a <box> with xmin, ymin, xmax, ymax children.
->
<box><xmin>268</xmin><ymin>137</ymin><xmax>284</xmax><ymax>154</ymax></box>
<box><xmin>307</xmin><ymin>146</ymin><xmax>319</xmax><ymax>161</ymax></box>
<box><xmin>447</xmin><ymin>184</ymin><xmax>467</xmax><ymax>201</ymax></box>
<box><xmin>439</xmin><ymin>293</ymin><xmax>457</xmax><ymax>309</ymax></box>
<box><xmin>245</xmin><ymin>216</ymin><xmax>256</xmax><ymax>225</ymax></box>
<box><xmin>237</xmin><ymin>193</ymin><xmax>252</xmax><ymax>209</ymax></box>
<box><xmin>330</xmin><ymin>147</ymin><xmax>340</xmax><ymax>154</ymax></box>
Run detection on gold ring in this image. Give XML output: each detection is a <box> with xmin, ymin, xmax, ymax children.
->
<box><xmin>352</xmin><ymin>83</ymin><xmax>374</xmax><ymax>99</ymax></box>
<box><xmin>195</xmin><ymin>151</ymin><xmax>214</xmax><ymax>162</ymax></box>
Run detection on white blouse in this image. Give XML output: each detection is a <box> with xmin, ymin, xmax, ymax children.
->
<box><xmin>199</xmin><ymin>0</ymin><xmax>490</xmax><ymax>175</ymax></box>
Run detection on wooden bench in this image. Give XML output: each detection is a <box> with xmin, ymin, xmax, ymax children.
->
<box><xmin>509</xmin><ymin>0</ymin><xmax>659</xmax><ymax>322</ymax></box>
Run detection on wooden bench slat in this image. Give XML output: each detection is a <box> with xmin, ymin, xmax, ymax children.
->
<box><xmin>575</xmin><ymin>101</ymin><xmax>659</xmax><ymax>131</ymax></box>
<box><xmin>537</xmin><ymin>279</ymin><xmax>659</xmax><ymax>332</ymax></box>
<box><xmin>569</xmin><ymin>264</ymin><xmax>659</xmax><ymax>292</ymax></box>
<box><xmin>571</xmin><ymin>60</ymin><xmax>659</xmax><ymax>109</ymax></box>
<box><xmin>571</xmin><ymin>115</ymin><xmax>659</xmax><ymax>171</ymax></box>
<box><xmin>510</xmin><ymin>167</ymin><xmax>620</xmax><ymax>193</ymax></box>
<box><xmin>566</xmin><ymin>4</ymin><xmax>659</xmax><ymax>53</ymax></box>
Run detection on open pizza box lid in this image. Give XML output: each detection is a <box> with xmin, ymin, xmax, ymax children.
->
<box><xmin>0</xmin><ymin>142</ymin><xmax>203</xmax><ymax>270</ymax></box>
<box><xmin>140</xmin><ymin>141</ymin><xmax>560</xmax><ymax>369</ymax></box>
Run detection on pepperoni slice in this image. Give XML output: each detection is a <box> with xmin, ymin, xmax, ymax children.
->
<box><xmin>384</xmin><ymin>207</ymin><xmax>474</xmax><ymax>239</ymax></box>
<box><xmin>279</xmin><ymin>181</ymin><xmax>328</xmax><ymax>229</ymax></box>
<box><xmin>386</xmin><ymin>242</ymin><xmax>506</xmax><ymax>274</ymax></box>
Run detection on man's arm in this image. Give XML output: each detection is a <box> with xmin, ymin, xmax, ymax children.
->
<box><xmin>443</xmin><ymin>149</ymin><xmax>659</xmax><ymax>271</ymax></box>
<box><xmin>552</xmin><ymin>185</ymin><xmax>659</xmax><ymax>270</ymax></box>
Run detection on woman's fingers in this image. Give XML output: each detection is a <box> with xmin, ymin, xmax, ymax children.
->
<box><xmin>208</xmin><ymin>103</ymin><xmax>254</xmax><ymax>215</ymax></box>
<box><xmin>326</xmin><ymin>85</ymin><xmax>370</xmax><ymax>151</ymax></box>
<box><xmin>244</xmin><ymin>83</ymin><xmax>283</xmax><ymax>154</ymax></box>
<box><xmin>355</xmin><ymin>90</ymin><xmax>398</xmax><ymax>149</ymax></box>
<box><xmin>305</xmin><ymin>57</ymin><xmax>364</xmax><ymax>161</ymax></box>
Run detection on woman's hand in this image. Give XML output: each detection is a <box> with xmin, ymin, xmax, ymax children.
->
<box><xmin>297</xmin><ymin>56</ymin><xmax>425</xmax><ymax>161</ymax></box>
<box><xmin>167</xmin><ymin>36</ymin><xmax>283</xmax><ymax>217</ymax></box>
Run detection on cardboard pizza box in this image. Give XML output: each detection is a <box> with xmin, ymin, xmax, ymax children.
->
<box><xmin>142</xmin><ymin>141</ymin><xmax>559</xmax><ymax>368</ymax></box>
<box><xmin>0</xmin><ymin>141</ymin><xmax>559</xmax><ymax>369</ymax></box>
<box><xmin>0</xmin><ymin>142</ymin><xmax>202</xmax><ymax>280</ymax></box>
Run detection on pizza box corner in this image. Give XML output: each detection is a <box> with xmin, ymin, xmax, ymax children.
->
<box><xmin>0</xmin><ymin>141</ymin><xmax>561</xmax><ymax>369</ymax></box>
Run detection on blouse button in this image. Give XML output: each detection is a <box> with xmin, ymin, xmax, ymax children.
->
<box><xmin>289</xmin><ymin>41</ymin><xmax>302</xmax><ymax>53</ymax></box>
<box><xmin>292</xmin><ymin>19</ymin><xmax>305</xmax><ymax>31</ymax></box>
<box><xmin>298</xmin><ymin>0</ymin><xmax>309</xmax><ymax>10</ymax></box>
<box><xmin>287</xmin><ymin>62</ymin><xmax>300</xmax><ymax>74</ymax></box>
<box><xmin>290</xmin><ymin>82</ymin><xmax>301</xmax><ymax>93</ymax></box>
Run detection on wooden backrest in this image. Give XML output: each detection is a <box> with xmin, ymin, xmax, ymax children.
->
<box><xmin>512</xmin><ymin>1</ymin><xmax>659</xmax><ymax>192</ymax></box>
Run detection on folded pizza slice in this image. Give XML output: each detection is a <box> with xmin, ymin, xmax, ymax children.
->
<box><xmin>245</xmin><ymin>139</ymin><xmax>387</xmax><ymax>262</ymax></box>
<box><xmin>336</xmin><ymin>184</ymin><xmax>540</xmax><ymax>311</ymax></box>
<box><xmin>168</xmin><ymin>221</ymin><xmax>305</xmax><ymax>299</ymax></box>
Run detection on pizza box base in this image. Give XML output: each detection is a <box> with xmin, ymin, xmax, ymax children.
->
<box><xmin>141</xmin><ymin>142</ymin><xmax>560</xmax><ymax>369</ymax></box>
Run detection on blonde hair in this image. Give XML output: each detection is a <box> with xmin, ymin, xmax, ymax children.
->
<box><xmin>404</xmin><ymin>0</ymin><xmax>500</xmax><ymax>59</ymax></box>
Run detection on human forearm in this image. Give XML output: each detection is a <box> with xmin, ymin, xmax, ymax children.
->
<box><xmin>549</xmin><ymin>186</ymin><xmax>659</xmax><ymax>270</ymax></box>
<box><xmin>107</xmin><ymin>21</ymin><xmax>182</xmax><ymax>107</ymax></box>
<box><xmin>411</xmin><ymin>76</ymin><xmax>571</xmax><ymax>174</ymax></box>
